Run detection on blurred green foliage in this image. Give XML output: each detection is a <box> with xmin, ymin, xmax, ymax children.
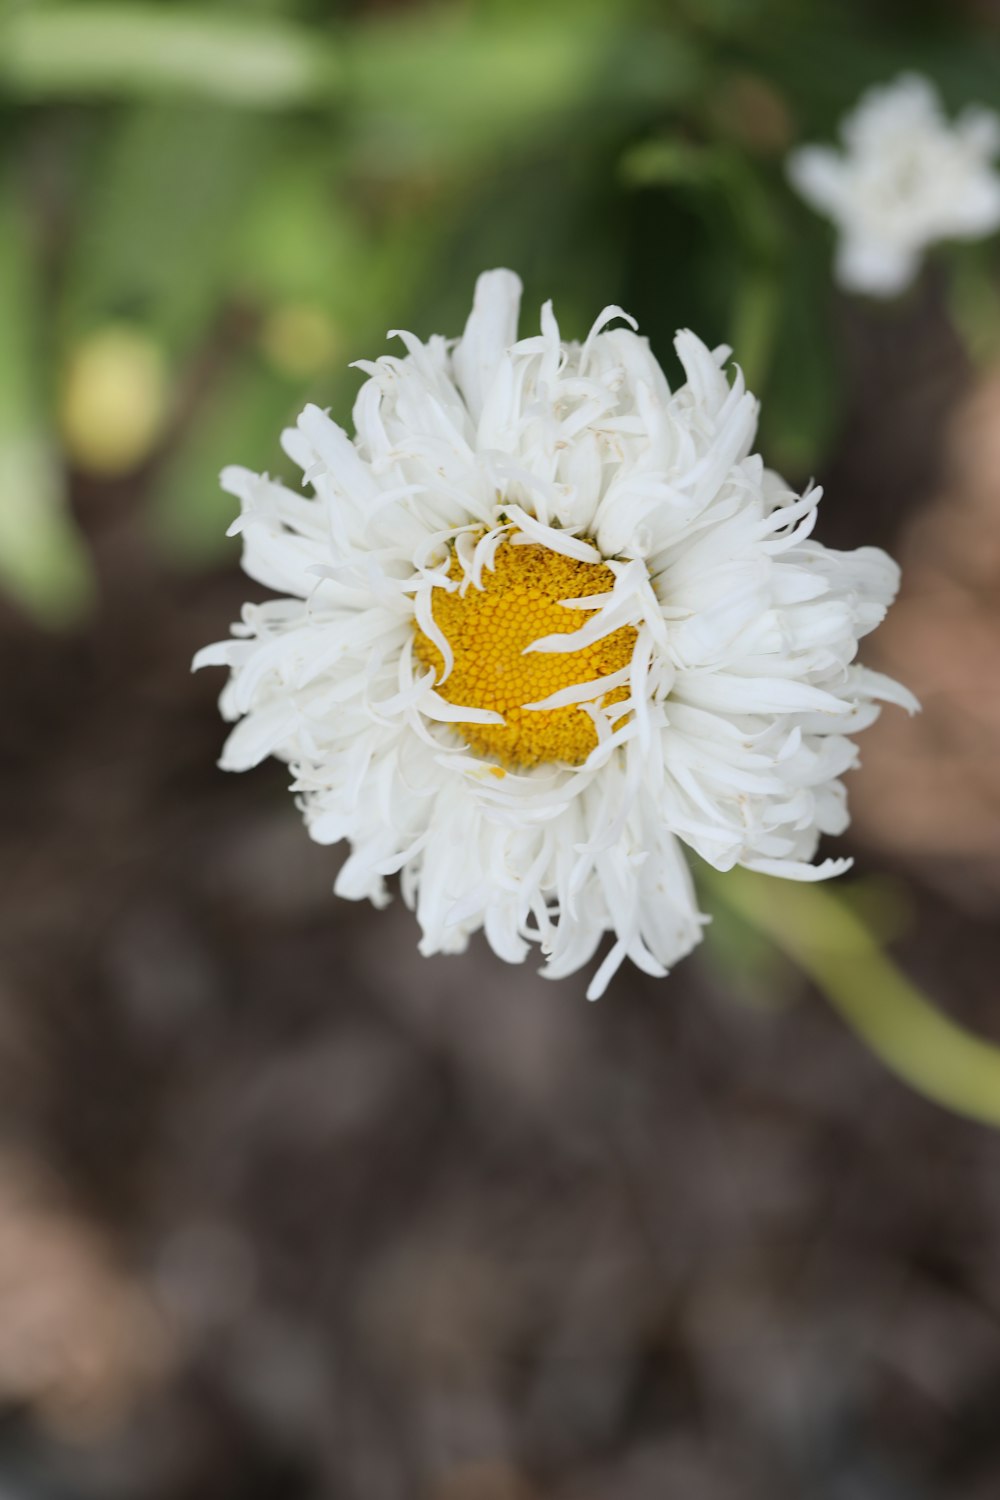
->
<box><xmin>2</xmin><ymin>0</ymin><xmax>997</xmax><ymax>618</ymax></box>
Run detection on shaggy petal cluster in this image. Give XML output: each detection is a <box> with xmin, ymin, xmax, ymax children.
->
<box><xmin>196</xmin><ymin>270</ymin><xmax>915</xmax><ymax>998</ymax></box>
<box><xmin>788</xmin><ymin>73</ymin><xmax>1000</xmax><ymax>296</ymax></box>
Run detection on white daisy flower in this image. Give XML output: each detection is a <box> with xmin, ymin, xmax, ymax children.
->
<box><xmin>788</xmin><ymin>73</ymin><xmax>1000</xmax><ymax>297</ymax></box>
<box><xmin>195</xmin><ymin>270</ymin><xmax>916</xmax><ymax>999</ymax></box>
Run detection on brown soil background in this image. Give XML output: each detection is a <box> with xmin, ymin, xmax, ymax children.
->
<box><xmin>2</xmin><ymin>286</ymin><xmax>1000</xmax><ymax>1499</ymax></box>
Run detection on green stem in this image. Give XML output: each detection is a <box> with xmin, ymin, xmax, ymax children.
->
<box><xmin>947</xmin><ymin>248</ymin><xmax>1000</xmax><ymax>369</ymax></box>
<box><xmin>730</xmin><ymin>264</ymin><xmax>780</xmax><ymax>394</ymax></box>
<box><xmin>709</xmin><ymin>867</ymin><xmax>1000</xmax><ymax>1128</ymax></box>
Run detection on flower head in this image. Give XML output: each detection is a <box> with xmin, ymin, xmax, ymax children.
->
<box><xmin>196</xmin><ymin>270</ymin><xmax>915</xmax><ymax>998</ymax></box>
<box><xmin>788</xmin><ymin>73</ymin><xmax>1000</xmax><ymax>296</ymax></box>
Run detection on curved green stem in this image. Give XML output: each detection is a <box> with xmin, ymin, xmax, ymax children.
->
<box><xmin>708</xmin><ymin>867</ymin><xmax>1000</xmax><ymax>1128</ymax></box>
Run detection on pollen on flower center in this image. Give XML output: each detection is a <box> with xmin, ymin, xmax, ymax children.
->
<box><xmin>413</xmin><ymin>538</ymin><xmax>637</xmax><ymax>770</ymax></box>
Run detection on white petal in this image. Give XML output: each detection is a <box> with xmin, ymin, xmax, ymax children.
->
<box><xmin>451</xmin><ymin>268</ymin><xmax>523</xmax><ymax>424</ymax></box>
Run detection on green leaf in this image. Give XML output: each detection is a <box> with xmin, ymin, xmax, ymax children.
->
<box><xmin>346</xmin><ymin>11</ymin><xmax>703</xmax><ymax>170</ymax></box>
<box><xmin>761</xmin><ymin>228</ymin><xmax>842</xmax><ymax>475</ymax></box>
<box><xmin>622</xmin><ymin>141</ymin><xmax>786</xmax><ymax>390</ymax></box>
<box><xmin>0</xmin><ymin>172</ymin><xmax>93</xmax><ymax>626</ymax></box>
<box><xmin>148</xmin><ymin>360</ymin><xmax>311</xmax><ymax>565</ymax></box>
<box><xmin>60</xmin><ymin>103</ymin><xmax>271</xmax><ymax>357</ymax></box>
<box><xmin>0</xmin><ymin>4</ymin><xmax>343</xmax><ymax>107</ymax></box>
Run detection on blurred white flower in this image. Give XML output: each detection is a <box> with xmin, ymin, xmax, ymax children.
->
<box><xmin>788</xmin><ymin>73</ymin><xmax>1000</xmax><ymax>297</ymax></box>
<box><xmin>197</xmin><ymin>270</ymin><xmax>915</xmax><ymax>998</ymax></box>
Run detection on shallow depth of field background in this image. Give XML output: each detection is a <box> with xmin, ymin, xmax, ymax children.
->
<box><xmin>3</xmin><ymin>2</ymin><xmax>1000</xmax><ymax>1496</ymax></box>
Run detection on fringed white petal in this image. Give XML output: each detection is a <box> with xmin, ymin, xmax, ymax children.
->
<box><xmin>196</xmin><ymin>269</ymin><xmax>913</xmax><ymax>997</ymax></box>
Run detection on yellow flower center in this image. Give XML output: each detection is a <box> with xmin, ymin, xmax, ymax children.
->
<box><xmin>413</xmin><ymin>538</ymin><xmax>637</xmax><ymax>770</ymax></box>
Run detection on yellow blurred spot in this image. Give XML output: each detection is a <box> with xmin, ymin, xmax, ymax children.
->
<box><xmin>260</xmin><ymin>302</ymin><xmax>341</xmax><ymax>379</ymax></box>
<box><xmin>60</xmin><ymin>326</ymin><xmax>167</xmax><ymax>477</ymax></box>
